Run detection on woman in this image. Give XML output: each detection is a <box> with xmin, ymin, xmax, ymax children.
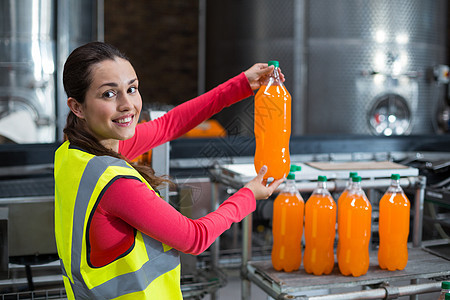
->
<box><xmin>54</xmin><ymin>41</ymin><xmax>284</xmax><ymax>299</ymax></box>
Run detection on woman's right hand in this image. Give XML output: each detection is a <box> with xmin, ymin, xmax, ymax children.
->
<box><xmin>244</xmin><ymin>63</ymin><xmax>286</xmax><ymax>91</ymax></box>
<box><xmin>244</xmin><ymin>166</ymin><xmax>284</xmax><ymax>200</ymax></box>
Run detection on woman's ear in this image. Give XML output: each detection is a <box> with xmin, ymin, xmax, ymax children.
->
<box><xmin>67</xmin><ymin>97</ymin><xmax>85</xmax><ymax>119</ymax></box>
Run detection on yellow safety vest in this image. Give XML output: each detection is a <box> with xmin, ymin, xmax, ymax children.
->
<box><xmin>54</xmin><ymin>141</ymin><xmax>181</xmax><ymax>299</ymax></box>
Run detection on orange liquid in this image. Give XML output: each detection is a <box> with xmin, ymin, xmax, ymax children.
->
<box><xmin>337</xmin><ymin>192</ymin><xmax>372</xmax><ymax>277</ymax></box>
<box><xmin>254</xmin><ymin>85</ymin><xmax>291</xmax><ymax>179</ymax></box>
<box><xmin>303</xmin><ymin>194</ymin><xmax>336</xmax><ymax>275</ymax></box>
<box><xmin>378</xmin><ymin>192</ymin><xmax>410</xmax><ymax>271</ymax></box>
<box><xmin>271</xmin><ymin>192</ymin><xmax>304</xmax><ymax>272</ymax></box>
<box><xmin>336</xmin><ymin>189</ymin><xmax>349</xmax><ymax>259</ymax></box>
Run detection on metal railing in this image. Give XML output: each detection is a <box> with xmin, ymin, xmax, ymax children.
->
<box><xmin>0</xmin><ymin>288</ymin><xmax>66</xmax><ymax>300</ymax></box>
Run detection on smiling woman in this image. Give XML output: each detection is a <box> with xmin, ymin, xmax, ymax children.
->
<box><xmin>67</xmin><ymin>58</ymin><xmax>142</xmax><ymax>150</ymax></box>
<box><xmin>54</xmin><ymin>41</ymin><xmax>284</xmax><ymax>299</ymax></box>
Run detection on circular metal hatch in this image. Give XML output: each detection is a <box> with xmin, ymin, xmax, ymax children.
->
<box><xmin>368</xmin><ymin>93</ymin><xmax>412</xmax><ymax>136</ymax></box>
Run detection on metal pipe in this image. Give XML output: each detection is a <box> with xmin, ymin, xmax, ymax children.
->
<box><xmin>97</xmin><ymin>0</ymin><xmax>104</xmax><ymax>42</ymax></box>
<box><xmin>403</xmin><ymin>281</ymin><xmax>440</xmax><ymax>297</ymax></box>
<box><xmin>413</xmin><ymin>176</ymin><xmax>426</xmax><ymax>247</ymax></box>
<box><xmin>210</xmin><ymin>182</ymin><xmax>220</xmax><ymax>300</ymax></box>
<box><xmin>241</xmin><ymin>214</ymin><xmax>252</xmax><ymax>300</ymax></box>
<box><xmin>197</xmin><ymin>0</ymin><xmax>206</xmax><ymax>95</ymax></box>
<box><xmin>286</xmin><ymin>281</ymin><xmax>440</xmax><ymax>300</ymax></box>
<box><xmin>409</xmin><ymin>279</ymin><xmax>418</xmax><ymax>300</ymax></box>
<box><xmin>246</xmin><ymin>268</ymin><xmax>284</xmax><ymax>300</ymax></box>
<box><xmin>293</xmin><ymin>0</ymin><xmax>307</xmax><ymax>135</ymax></box>
<box><xmin>288</xmin><ymin>288</ymin><xmax>386</xmax><ymax>300</ymax></box>
<box><xmin>273</xmin><ymin>177</ymin><xmax>416</xmax><ymax>194</ymax></box>
<box><xmin>0</xmin><ymin>196</ymin><xmax>54</xmax><ymax>205</ymax></box>
<box><xmin>56</xmin><ymin>0</ymin><xmax>70</xmax><ymax>142</ymax></box>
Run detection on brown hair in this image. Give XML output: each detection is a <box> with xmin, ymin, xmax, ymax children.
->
<box><xmin>62</xmin><ymin>42</ymin><xmax>169</xmax><ymax>188</ymax></box>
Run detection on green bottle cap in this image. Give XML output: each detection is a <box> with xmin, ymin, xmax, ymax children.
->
<box><xmin>349</xmin><ymin>172</ymin><xmax>358</xmax><ymax>178</ymax></box>
<box><xmin>391</xmin><ymin>174</ymin><xmax>400</xmax><ymax>180</ymax></box>
<box><xmin>445</xmin><ymin>292</ymin><xmax>450</xmax><ymax>300</ymax></box>
<box><xmin>287</xmin><ymin>173</ymin><xmax>295</xmax><ymax>180</ymax></box>
<box><xmin>318</xmin><ymin>175</ymin><xmax>327</xmax><ymax>182</ymax></box>
<box><xmin>268</xmin><ymin>60</ymin><xmax>279</xmax><ymax>68</ymax></box>
<box><xmin>352</xmin><ymin>176</ymin><xmax>362</xmax><ymax>182</ymax></box>
<box><xmin>442</xmin><ymin>281</ymin><xmax>450</xmax><ymax>289</ymax></box>
<box><xmin>290</xmin><ymin>165</ymin><xmax>302</xmax><ymax>172</ymax></box>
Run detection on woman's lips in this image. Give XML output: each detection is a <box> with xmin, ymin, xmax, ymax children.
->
<box><xmin>113</xmin><ymin>115</ymin><xmax>134</xmax><ymax>127</ymax></box>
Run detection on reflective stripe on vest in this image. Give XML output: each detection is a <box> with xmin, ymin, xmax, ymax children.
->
<box><xmin>55</xmin><ymin>143</ymin><xmax>180</xmax><ymax>299</ymax></box>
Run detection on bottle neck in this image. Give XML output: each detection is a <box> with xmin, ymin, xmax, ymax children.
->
<box><xmin>313</xmin><ymin>181</ymin><xmax>331</xmax><ymax>196</ymax></box>
<box><xmin>387</xmin><ymin>178</ymin><xmax>403</xmax><ymax>193</ymax></box>
<box><xmin>350</xmin><ymin>181</ymin><xmax>362</xmax><ymax>192</ymax></box>
<box><xmin>345</xmin><ymin>177</ymin><xmax>353</xmax><ymax>189</ymax></box>
<box><xmin>284</xmin><ymin>179</ymin><xmax>298</xmax><ymax>194</ymax></box>
<box><xmin>318</xmin><ymin>180</ymin><xmax>327</xmax><ymax>190</ymax></box>
<box><xmin>273</xmin><ymin>67</ymin><xmax>280</xmax><ymax>80</ymax></box>
<box><xmin>265</xmin><ymin>67</ymin><xmax>282</xmax><ymax>86</ymax></box>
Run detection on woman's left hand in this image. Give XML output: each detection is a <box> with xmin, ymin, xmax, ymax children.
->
<box><xmin>244</xmin><ymin>165</ymin><xmax>284</xmax><ymax>200</ymax></box>
<box><xmin>244</xmin><ymin>63</ymin><xmax>286</xmax><ymax>90</ymax></box>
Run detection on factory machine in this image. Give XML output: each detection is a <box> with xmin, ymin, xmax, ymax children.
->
<box><xmin>0</xmin><ymin>0</ymin><xmax>101</xmax><ymax>297</ymax></box>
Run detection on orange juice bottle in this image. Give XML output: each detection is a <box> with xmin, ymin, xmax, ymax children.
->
<box><xmin>271</xmin><ymin>172</ymin><xmax>304</xmax><ymax>272</ymax></box>
<box><xmin>378</xmin><ymin>174</ymin><xmax>410</xmax><ymax>271</ymax></box>
<box><xmin>337</xmin><ymin>172</ymin><xmax>358</xmax><ymax>259</ymax></box>
<box><xmin>254</xmin><ymin>60</ymin><xmax>291</xmax><ymax>180</ymax></box>
<box><xmin>304</xmin><ymin>176</ymin><xmax>336</xmax><ymax>275</ymax></box>
<box><xmin>337</xmin><ymin>176</ymin><xmax>372</xmax><ymax>277</ymax></box>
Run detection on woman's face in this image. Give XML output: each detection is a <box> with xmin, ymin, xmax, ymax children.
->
<box><xmin>81</xmin><ymin>57</ymin><xmax>142</xmax><ymax>151</ymax></box>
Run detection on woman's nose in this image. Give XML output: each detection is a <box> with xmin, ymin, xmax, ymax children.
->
<box><xmin>117</xmin><ymin>93</ymin><xmax>133</xmax><ymax>111</ymax></box>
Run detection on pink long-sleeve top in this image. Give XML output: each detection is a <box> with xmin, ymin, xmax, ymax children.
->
<box><xmin>89</xmin><ymin>73</ymin><xmax>256</xmax><ymax>267</ymax></box>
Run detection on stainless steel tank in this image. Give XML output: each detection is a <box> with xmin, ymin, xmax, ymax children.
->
<box><xmin>0</xmin><ymin>0</ymin><xmax>101</xmax><ymax>264</ymax></box>
<box><xmin>307</xmin><ymin>0</ymin><xmax>448</xmax><ymax>135</ymax></box>
<box><xmin>0</xmin><ymin>0</ymin><xmax>101</xmax><ymax>144</ymax></box>
<box><xmin>205</xmin><ymin>0</ymin><xmax>448</xmax><ymax>135</ymax></box>
<box><xmin>205</xmin><ymin>0</ymin><xmax>303</xmax><ymax>136</ymax></box>
<box><xmin>55</xmin><ymin>0</ymin><xmax>103</xmax><ymax>141</ymax></box>
<box><xmin>0</xmin><ymin>0</ymin><xmax>56</xmax><ymax>143</ymax></box>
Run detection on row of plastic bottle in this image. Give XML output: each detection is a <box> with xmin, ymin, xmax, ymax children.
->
<box><xmin>271</xmin><ymin>170</ymin><xmax>411</xmax><ymax>277</ymax></box>
<box><xmin>252</xmin><ymin>60</ymin><xmax>411</xmax><ymax>276</ymax></box>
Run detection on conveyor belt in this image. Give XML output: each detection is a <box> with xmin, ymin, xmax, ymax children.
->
<box><xmin>247</xmin><ymin>248</ymin><xmax>450</xmax><ymax>296</ymax></box>
<box><xmin>0</xmin><ymin>177</ymin><xmax>54</xmax><ymax>198</ymax></box>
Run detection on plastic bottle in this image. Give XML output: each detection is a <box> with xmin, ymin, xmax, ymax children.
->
<box><xmin>303</xmin><ymin>176</ymin><xmax>336</xmax><ymax>275</ymax></box>
<box><xmin>337</xmin><ymin>176</ymin><xmax>372</xmax><ymax>277</ymax></box>
<box><xmin>337</xmin><ymin>172</ymin><xmax>358</xmax><ymax>259</ymax></box>
<box><xmin>254</xmin><ymin>60</ymin><xmax>291</xmax><ymax>180</ymax></box>
<box><xmin>378</xmin><ymin>174</ymin><xmax>411</xmax><ymax>271</ymax></box>
<box><xmin>438</xmin><ymin>282</ymin><xmax>450</xmax><ymax>300</ymax></box>
<box><xmin>271</xmin><ymin>172</ymin><xmax>304</xmax><ymax>272</ymax></box>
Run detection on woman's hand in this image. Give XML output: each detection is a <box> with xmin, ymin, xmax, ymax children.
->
<box><xmin>244</xmin><ymin>63</ymin><xmax>286</xmax><ymax>90</ymax></box>
<box><xmin>244</xmin><ymin>166</ymin><xmax>284</xmax><ymax>200</ymax></box>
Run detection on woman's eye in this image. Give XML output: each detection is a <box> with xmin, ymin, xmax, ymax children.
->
<box><xmin>102</xmin><ymin>91</ymin><xmax>116</xmax><ymax>98</ymax></box>
<box><xmin>128</xmin><ymin>86</ymin><xmax>137</xmax><ymax>94</ymax></box>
